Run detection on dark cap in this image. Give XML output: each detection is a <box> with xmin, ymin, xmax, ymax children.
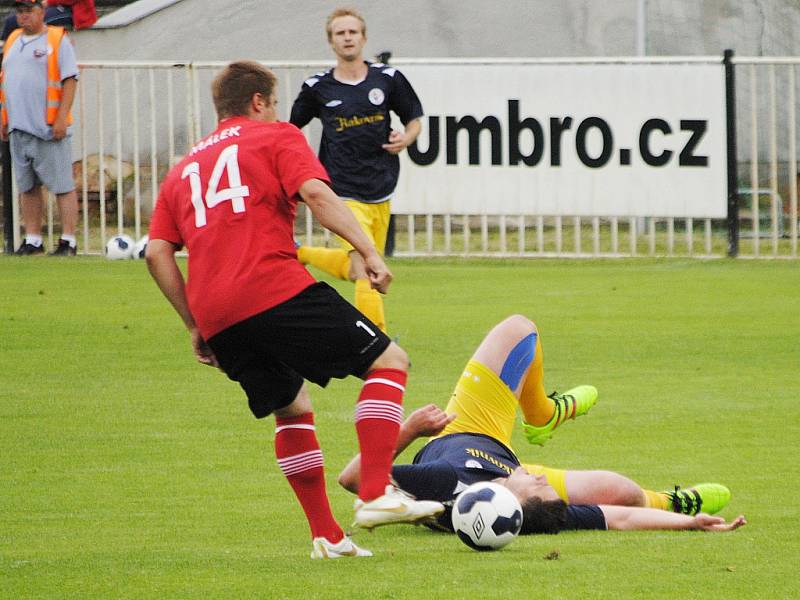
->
<box><xmin>14</xmin><ymin>0</ymin><xmax>44</xmax><ymax>6</ymax></box>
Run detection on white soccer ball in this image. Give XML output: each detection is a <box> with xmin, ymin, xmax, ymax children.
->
<box><xmin>451</xmin><ymin>481</ymin><xmax>523</xmax><ymax>551</ymax></box>
<box><xmin>105</xmin><ymin>234</ymin><xmax>135</xmax><ymax>260</ymax></box>
<box><xmin>132</xmin><ymin>235</ymin><xmax>149</xmax><ymax>260</ymax></box>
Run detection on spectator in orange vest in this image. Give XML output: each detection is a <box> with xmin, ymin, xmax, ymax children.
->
<box><xmin>0</xmin><ymin>0</ymin><xmax>80</xmax><ymax>255</ymax></box>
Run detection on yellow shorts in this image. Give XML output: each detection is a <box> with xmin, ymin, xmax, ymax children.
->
<box><xmin>434</xmin><ymin>359</ymin><xmax>569</xmax><ymax>502</ymax></box>
<box><xmin>435</xmin><ymin>360</ymin><xmax>518</xmax><ymax>448</ymax></box>
<box><xmin>337</xmin><ymin>199</ymin><xmax>391</xmax><ymax>255</ymax></box>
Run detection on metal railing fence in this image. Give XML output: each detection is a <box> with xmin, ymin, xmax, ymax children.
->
<box><xmin>4</xmin><ymin>56</ymin><xmax>799</xmax><ymax>259</ymax></box>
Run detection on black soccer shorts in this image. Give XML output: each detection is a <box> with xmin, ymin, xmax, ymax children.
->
<box><xmin>207</xmin><ymin>282</ymin><xmax>391</xmax><ymax>418</ymax></box>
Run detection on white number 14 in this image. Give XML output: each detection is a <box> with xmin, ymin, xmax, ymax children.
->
<box><xmin>181</xmin><ymin>144</ymin><xmax>250</xmax><ymax>228</ymax></box>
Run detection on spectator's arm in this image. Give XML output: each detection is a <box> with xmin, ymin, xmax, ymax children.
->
<box><xmin>51</xmin><ymin>76</ymin><xmax>76</xmax><ymax>140</ymax></box>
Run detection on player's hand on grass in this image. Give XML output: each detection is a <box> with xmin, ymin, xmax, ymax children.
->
<box><xmin>365</xmin><ymin>253</ymin><xmax>393</xmax><ymax>293</ymax></box>
<box><xmin>406</xmin><ymin>404</ymin><xmax>457</xmax><ymax>437</ymax></box>
<box><xmin>693</xmin><ymin>513</ymin><xmax>747</xmax><ymax>532</ymax></box>
<box><xmin>191</xmin><ymin>328</ymin><xmax>220</xmax><ymax>368</ymax></box>
<box><xmin>382</xmin><ymin>129</ymin><xmax>409</xmax><ymax>154</ymax></box>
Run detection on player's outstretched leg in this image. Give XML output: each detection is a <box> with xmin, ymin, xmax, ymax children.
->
<box><xmin>352</xmin><ymin>484</ymin><xmax>444</xmax><ymax>530</ymax></box>
<box><xmin>658</xmin><ymin>483</ymin><xmax>731</xmax><ymax>515</ymax></box>
<box><xmin>522</xmin><ymin>385</ymin><xmax>598</xmax><ymax>446</ymax></box>
<box><xmin>351</xmin><ymin>347</ymin><xmax>443</xmax><ymax>529</ymax></box>
<box><xmin>311</xmin><ymin>535</ymin><xmax>373</xmax><ymax>559</ymax></box>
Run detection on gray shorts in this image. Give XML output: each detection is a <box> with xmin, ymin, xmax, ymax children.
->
<box><xmin>9</xmin><ymin>130</ymin><xmax>75</xmax><ymax>195</ymax></box>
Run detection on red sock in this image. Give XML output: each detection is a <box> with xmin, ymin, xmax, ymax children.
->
<box><xmin>355</xmin><ymin>368</ymin><xmax>406</xmax><ymax>501</ymax></box>
<box><xmin>275</xmin><ymin>413</ymin><xmax>343</xmax><ymax>542</ymax></box>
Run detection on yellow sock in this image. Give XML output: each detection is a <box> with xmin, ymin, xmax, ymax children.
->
<box><xmin>297</xmin><ymin>246</ymin><xmax>350</xmax><ymax>280</ymax></box>
<box><xmin>517</xmin><ymin>337</ymin><xmax>555</xmax><ymax>426</ymax></box>
<box><xmin>643</xmin><ymin>489</ymin><xmax>670</xmax><ymax>510</ymax></box>
<box><xmin>355</xmin><ymin>279</ymin><xmax>386</xmax><ymax>333</ymax></box>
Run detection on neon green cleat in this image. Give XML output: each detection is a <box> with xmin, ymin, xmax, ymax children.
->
<box><xmin>522</xmin><ymin>385</ymin><xmax>598</xmax><ymax>446</ymax></box>
<box><xmin>663</xmin><ymin>483</ymin><xmax>731</xmax><ymax>515</ymax></box>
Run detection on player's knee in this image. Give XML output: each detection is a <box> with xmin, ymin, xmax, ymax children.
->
<box><xmin>369</xmin><ymin>341</ymin><xmax>408</xmax><ymax>372</ymax></box>
<box><xmin>500</xmin><ymin>314</ymin><xmax>537</xmax><ymax>339</ymax></box>
<box><xmin>598</xmin><ymin>471</ymin><xmax>645</xmax><ymax>506</ymax></box>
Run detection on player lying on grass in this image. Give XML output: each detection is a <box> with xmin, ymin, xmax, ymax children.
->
<box><xmin>339</xmin><ymin>314</ymin><xmax>747</xmax><ymax>535</ymax></box>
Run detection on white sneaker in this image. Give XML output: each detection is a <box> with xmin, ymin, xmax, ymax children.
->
<box><xmin>310</xmin><ymin>535</ymin><xmax>373</xmax><ymax>559</ymax></box>
<box><xmin>352</xmin><ymin>485</ymin><xmax>445</xmax><ymax>530</ymax></box>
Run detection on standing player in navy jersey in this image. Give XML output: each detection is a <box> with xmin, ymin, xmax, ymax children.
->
<box><xmin>146</xmin><ymin>61</ymin><xmax>442</xmax><ymax>560</ymax></box>
<box><xmin>339</xmin><ymin>315</ymin><xmax>745</xmax><ymax>535</ymax></box>
<box><xmin>290</xmin><ymin>7</ymin><xmax>423</xmax><ymax>334</ymax></box>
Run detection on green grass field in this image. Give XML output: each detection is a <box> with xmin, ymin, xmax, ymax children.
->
<box><xmin>1</xmin><ymin>257</ymin><xmax>798</xmax><ymax>599</ymax></box>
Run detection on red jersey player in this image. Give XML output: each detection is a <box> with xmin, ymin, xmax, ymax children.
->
<box><xmin>146</xmin><ymin>61</ymin><xmax>442</xmax><ymax>559</ymax></box>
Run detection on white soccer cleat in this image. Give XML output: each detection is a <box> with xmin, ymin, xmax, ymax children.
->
<box><xmin>310</xmin><ymin>535</ymin><xmax>373</xmax><ymax>559</ymax></box>
<box><xmin>352</xmin><ymin>485</ymin><xmax>445</xmax><ymax>530</ymax></box>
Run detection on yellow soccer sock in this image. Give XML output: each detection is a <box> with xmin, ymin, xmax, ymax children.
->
<box><xmin>355</xmin><ymin>279</ymin><xmax>386</xmax><ymax>333</ymax></box>
<box><xmin>518</xmin><ymin>337</ymin><xmax>555</xmax><ymax>426</ymax></box>
<box><xmin>643</xmin><ymin>489</ymin><xmax>670</xmax><ymax>510</ymax></box>
<box><xmin>297</xmin><ymin>246</ymin><xmax>350</xmax><ymax>280</ymax></box>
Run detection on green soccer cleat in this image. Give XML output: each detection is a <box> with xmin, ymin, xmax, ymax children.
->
<box><xmin>663</xmin><ymin>483</ymin><xmax>731</xmax><ymax>516</ymax></box>
<box><xmin>522</xmin><ymin>385</ymin><xmax>598</xmax><ymax>446</ymax></box>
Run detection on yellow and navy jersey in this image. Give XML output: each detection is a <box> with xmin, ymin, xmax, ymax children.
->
<box><xmin>392</xmin><ymin>432</ymin><xmax>606</xmax><ymax>533</ymax></box>
<box><xmin>289</xmin><ymin>62</ymin><xmax>423</xmax><ymax>203</ymax></box>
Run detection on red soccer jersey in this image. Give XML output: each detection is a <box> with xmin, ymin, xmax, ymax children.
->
<box><xmin>149</xmin><ymin>116</ymin><xmax>327</xmax><ymax>339</ymax></box>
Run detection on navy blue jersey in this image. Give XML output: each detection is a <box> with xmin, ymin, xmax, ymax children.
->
<box><xmin>289</xmin><ymin>62</ymin><xmax>423</xmax><ymax>203</ymax></box>
<box><xmin>392</xmin><ymin>433</ymin><xmax>607</xmax><ymax>533</ymax></box>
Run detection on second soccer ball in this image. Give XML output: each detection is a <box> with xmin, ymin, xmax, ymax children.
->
<box><xmin>105</xmin><ymin>234</ymin><xmax>135</xmax><ymax>260</ymax></box>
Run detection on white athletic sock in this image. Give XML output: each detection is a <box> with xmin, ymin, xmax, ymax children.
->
<box><xmin>25</xmin><ymin>235</ymin><xmax>43</xmax><ymax>247</ymax></box>
<box><xmin>60</xmin><ymin>234</ymin><xmax>77</xmax><ymax>247</ymax></box>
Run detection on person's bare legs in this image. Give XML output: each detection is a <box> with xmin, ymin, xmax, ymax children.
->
<box><xmin>56</xmin><ymin>190</ymin><xmax>78</xmax><ymax>238</ymax></box>
<box><xmin>564</xmin><ymin>470</ymin><xmax>647</xmax><ymax>506</ymax></box>
<box><xmin>20</xmin><ymin>185</ymin><xmax>45</xmax><ymax>238</ymax></box>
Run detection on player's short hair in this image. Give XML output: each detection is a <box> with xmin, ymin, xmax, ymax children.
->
<box><xmin>212</xmin><ymin>61</ymin><xmax>276</xmax><ymax>120</ymax></box>
<box><xmin>325</xmin><ymin>6</ymin><xmax>367</xmax><ymax>42</ymax></box>
<box><xmin>519</xmin><ymin>497</ymin><xmax>568</xmax><ymax>535</ymax></box>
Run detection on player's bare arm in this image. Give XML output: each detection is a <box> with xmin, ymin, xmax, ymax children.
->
<box><xmin>339</xmin><ymin>404</ymin><xmax>455</xmax><ymax>493</ymax></box>
<box><xmin>299</xmin><ymin>178</ymin><xmax>393</xmax><ymax>293</ymax></box>
<box><xmin>600</xmin><ymin>505</ymin><xmax>747</xmax><ymax>532</ymax></box>
<box><xmin>52</xmin><ymin>77</ymin><xmax>77</xmax><ymax>140</ymax></box>
<box><xmin>145</xmin><ymin>238</ymin><xmax>219</xmax><ymax>368</ymax></box>
<box><xmin>382</xmin><ymin>118</ymin><xmax>422</xmax><ymax>155</ymax></box>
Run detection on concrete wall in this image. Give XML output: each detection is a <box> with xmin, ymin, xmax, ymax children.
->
<box><xmin>64</xmin><ymin>0</ymin><xmax>800</xmax><ymax>186</ymax></box>
<box><xmin>70</xmin><ymin>0</ymin><xmax>800</xmax><ymax>63</ymax></box>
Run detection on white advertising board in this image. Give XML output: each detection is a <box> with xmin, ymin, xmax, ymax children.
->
<box><xmin>393</xmin><ymin>63</ymin><xmax>727</xmax><ymax>218</ymax></box>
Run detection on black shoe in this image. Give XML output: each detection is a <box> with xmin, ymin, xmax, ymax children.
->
<box><xmin>14</xmin><ymin>242</ymin><xmax>45</xmax><ymax>256</ymax></box>
<box><xmin>49</xmin><ymin>239</ymin><xmax>77</xmax><ymax>256</ymax></box>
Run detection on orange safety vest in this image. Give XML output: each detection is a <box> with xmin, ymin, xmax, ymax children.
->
<box><xmin>0</xmin><ymin>26</ymin><xmax>74</xmax><ymax>127</ymax></box>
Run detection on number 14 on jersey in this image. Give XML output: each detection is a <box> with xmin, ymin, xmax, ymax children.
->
<box><xmin>181</xmin><ymin>144</ymin><xmax>250</xmax><ymax>228</ymax></box>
